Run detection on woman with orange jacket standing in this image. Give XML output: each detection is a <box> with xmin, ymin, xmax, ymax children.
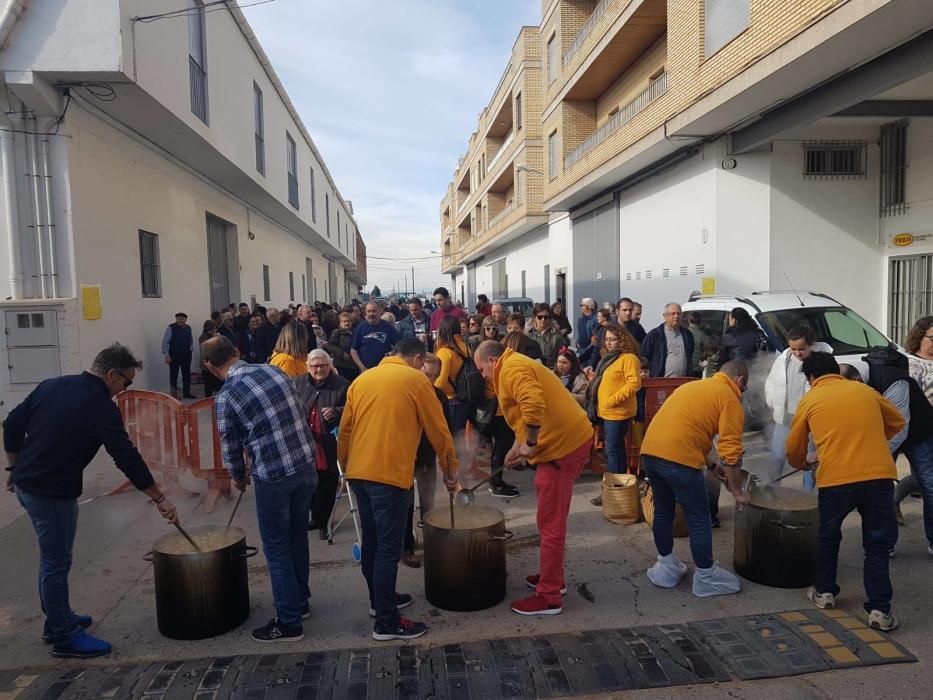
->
<box><xmin>434</xmin><ymin>316</ymin><xmax>472</xmax><ymax>479</ymax></box>
<box><xmin>585</xmin><ymin>324</ymin><xmax>642</xmax><ymax>477</ymax></box>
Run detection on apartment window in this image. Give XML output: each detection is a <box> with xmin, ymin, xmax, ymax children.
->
<box><xmin>544</xmin><ymin>264</ymin><xmax>550</xmax><ymax>304</ymax></box>
<box><xmin>309</xmin><ymin>168</ymin><xmax>317</xmax><ymax>222</ymax></box>
<box><xmin>705</xmin><ymin>0</ymin><xmax>749</xmax><ymax>57</ymax></box>
<box><xmin>547</xmin><ymin>33</ymin><xmax>558</xmax><ymax>84</ymax></box>
<box><xmin>548</xmin><ymin>131</ymin><xmax>559</xmax><ymax>180</ymax></box>
<box><xmin>253</xmin><ymin>82</ymin><xmax>265</xmax><ymax>175</ymax></box>
<box><xmin>337</xmin><ymin>211</ymin><xmax>341</xmax><ymax>241</ymax></box>
<box><xmin>187</xmin><ymin>0</ymin><xmax>208</xmax><ymax>123</ymax></box>
<box><xmin>491</xmin><ymin>259</ymin><xmax>507</xmax><ymax>298</ymax></box>
<box><xmin>515</xmin><ymin>92</ymin><xmax>523</xmax><ymax>131</ymax></box>
<box><xmin>803</xmin><ymin>141</ymin><xmax>867</xmax><ymax>179</ymax></box>
<box><xmin>286</xmin><ymin>133</ymin><xmax>299</xmax><ymax>208</ymax></box>
<box><xmin>521</xmin><ymin>270</ymin><xmax>527</xmax><ymax>297</ymax></box>
<box><xmin>288</xmin><ymin>271</ymin><xmax>295</xmax><ymax>301</ymax></box>
<box><xmin>880</xmin><ymin>120</ymin><xmax>908</xmax><ymax>217</ymax></box>
<box><xmin>325</xmin><ymin>194</ymin><xmax>331</xmax><ymax>236</ymax></box>
<box><xmin>138</xmin><ymin>230</ymin><xmax>161</xmax><ymax>298</ymax></box>
<box><xmin>262</xmin><ymin>264</ymin><xmax>271</xmax><ymax>301</ymax></box>
<box><xmin>301</xmin><ymin>273</ymin><xmax>307</xmax><ymax>303</ymax></box>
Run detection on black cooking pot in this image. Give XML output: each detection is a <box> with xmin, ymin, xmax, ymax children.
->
<box><xmin>145</xmin><ymin>525</ymin><xmax>257</xmax><ymax>639</ymax></box>
<box><xmin>734</xmin><ymin>486</ymin><xmax>818</xmax><ymax>588</ymax></box>
<box><xmin>422</xmin><ymin>505</ymin><xmax>512</xmax><ymax>612</ymax></box>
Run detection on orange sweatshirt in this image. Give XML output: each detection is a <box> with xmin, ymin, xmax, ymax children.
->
<box><xmin>435</xmin><ymin>337</ymin><xmax>470</xmax><ymax>400</ymax></box>
<box><xmin>338</xmin><ymin>356</ymin><xmax>457</xmax><ymax>488</ymax></box>
<box><xmin>493</xmin><ymin>349</ymin><xmax>593</xmax><ymax>464</ymax></box>
<box><xmin>786</xmin><ymin>374</ymin><xmax>904</xmax><ymax>488</ymax></box>
<box><xmin>269</xmin><ymin>353</ymin><xmax>307</xmax><ymax>378</ymax></box>
<box><xmin>641</xmin><ymin>373</ymin><xmax>744</xmax><ymax>469</ymax></box>
<box><xmin>597</xmin><ymin>353</ymin><xmax>642</xmax><ymax>421</ymax></box>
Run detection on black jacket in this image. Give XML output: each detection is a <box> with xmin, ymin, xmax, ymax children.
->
<box><xmin>256</xmin><ymin>322</ymin><xmax>281</xmax><ymax>363</ymax></box>
<box><xmin>719</xmin><ymin>327</ymin><xmax>763</xmax><ymax>364</ymax></box>
<box><xmin>325</xmin><ymin>328</ymin><xmax>356</xmax><ymax>370</ymax></box>
<box><xmin>641</xmin><ymin>323</ymin><xmax>697</xmax><ymax>378</ymax></box>
<box><xmin>293</xmin><ymin>372</ymin><xmax>350</xmax><ymax>471</ymax></box>
<box><xmin>3</xmin><ymin>373</ymin><xmax>155</xmax><ymax>499</ymax></box>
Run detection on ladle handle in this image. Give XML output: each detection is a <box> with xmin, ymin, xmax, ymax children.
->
<box><xmin>225</xmin><ymin>490</ymin><xmax>245</xmax><ymax>534</ymax></box>
<box><xmin>447</xmin><ymin>457</ymin><xmax>456</xmax><ymax>529</ymax></box>
<box><xmin>173</xmin><ymin>521</ymin><xmax>203</xmax><ymax>553</ymax></box>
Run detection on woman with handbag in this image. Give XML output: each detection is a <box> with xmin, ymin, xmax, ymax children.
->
<box><xmin>584</xmin><ymin>324</ymin><xmax>642</xmax><ymax>505</ymax></box>
<box><xmin>294</xmin><ymin>349</ymin><xmax>349</xmax><ymax>538</ymax></box>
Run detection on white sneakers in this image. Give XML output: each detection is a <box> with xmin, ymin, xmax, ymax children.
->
<box><xmin>646</xmin><ymin>553</ymin><xmax>688</xmax><ymax>588</ymax></box>
<box><xmin>692</xmin><ymin>564</ymin><xmax>742</xmax><ymax>597</ymax></box>
<box><xmin>867</xmin><ymin>609</ymin><xmax>899</xmax><ymax>632</ymax></box>
<box><xmin>807</xmin><ymin>586</ymin><xmax>835</xmax><ymax>609</ymax></box>
<box><xmin>646</xmin><ymin>554</ymin><xmax>741</xmax><ymax>596</ymax></box>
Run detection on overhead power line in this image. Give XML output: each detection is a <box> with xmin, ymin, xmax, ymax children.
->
<box><xmin>132</xmin><ymin>0</ymin><xmax>278</xmax><ymax>23</ymax></box>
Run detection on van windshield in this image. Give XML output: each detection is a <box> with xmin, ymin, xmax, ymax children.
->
<box><xmin>757</xmin><ymin>307</ymin><xmax>889</xmax><ymax>355</ymax></box>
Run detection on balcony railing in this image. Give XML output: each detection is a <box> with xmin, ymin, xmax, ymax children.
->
<box><xmin>564</xmin><ymin>71</ymin><xmax>667</xmax><ymax>170</ymax></box>
<box><xmin>189</xmin><ymin>56</ymin><xmax>208</xmax><ymax>124</ymax></box>
<box><xmin>563</xmin><ymin>0</ymin><xmax>612</xmax><ymax>67</ymax></box>
<box><xmin>486</xmin><ymin>130</ymin><xmax>515</xmax><ymax>173</ymax></box>
<box><xmin>488</xmin><ymin>202</ymin><xmax>516</xmax><ymax>229</ymax></box>
<box><xmin>457</xmin><ymin>194</ymin><xmax>471</xmax><ymax>213</ymax></box>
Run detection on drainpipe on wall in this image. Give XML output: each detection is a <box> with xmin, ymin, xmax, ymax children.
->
<box><xmin>27</xmin><ymin>114</ymin><xmax>47</xmax><ymax>298</ymax></box>
<box><xmin>0</xmin><ymin>0</ymin><xmax>28</xmax><ymax>49</ymax></box>
<box><xmin>38</xmin><ymin>129</ymin><xmax>57</xmax><ymax>298</ymax></box>
<box><xmin>0</xmin><ymin>113</ymin><xmax>24</xmax><ymax>299</ymax></box>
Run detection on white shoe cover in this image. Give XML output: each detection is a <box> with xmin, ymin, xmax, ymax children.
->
<box><xmin>692</xmin><ymin>563</ymin><xmax>741</xmax><ymax>597</ymax></box>
<box><xmin>646</xmin><ymin>553</ymin><xmax>688</xmax><ymax>588</ymax></box>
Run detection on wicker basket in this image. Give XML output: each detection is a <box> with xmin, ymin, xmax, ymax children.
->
<box><xmin>601</xmin><ymin>473</ymin><xmax>641</xmax><ymax>525</ymax></box>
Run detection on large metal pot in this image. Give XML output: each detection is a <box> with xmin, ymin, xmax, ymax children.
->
<box><xmin>145</xmin><ymin>525</ymin><xmax>257</xmax><ymax>639</ymax></box>
<box><xmin>734</xmin><ymin>486</ymin><xmax>818</xmax><ymax>588</ymax></box>
<box><xmin>422</xmin><ymin>505</ymin><xmax>513</xmax><ymax>611</ymax></box>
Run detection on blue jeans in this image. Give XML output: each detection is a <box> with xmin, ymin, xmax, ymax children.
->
<box><xmin>770</xmin><ymin>419</ymin><xmax>815</xmax><ymax>492</ymax></box>
<box><xmin>254</xmin><ymin>469</ymin><xmax>316</xmax><ymax>628</ymax></box>
<box><xmin>903</xmin><ymin>435</ymin><xmax>933</xmax><ymax>545</ymax></box>
<box><xmin>643</xmin><ymin>456</ymin><xmax>713</xmax><ymax>569</ymax></box>
<box><xmin>16</xmin><ymin>488</ymin><xmax>81</xmax><ymax>644</ymax></box>
<box><xmin>603</xmin><ymin>419</ymin><xmax>631</xmax><ymax>474</ymax></box>
<box><xmin>816</xmin><ymin>479</ymin><xmax>896</xmax><ymax>614</ymax></box>
<box><xmin>350</xmin><ymin>479</ymin><xmax>409</xmax><ymax>628</ymax></box>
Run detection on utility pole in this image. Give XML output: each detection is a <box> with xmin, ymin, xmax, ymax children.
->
<box><xmin>411</xmin><ymin>265</ymin><xmax>415</xmax><ymax>299</ymax></box>
<box><xmin>404</xmin><ymin>273</ymin><xmax>408</xmax><ymax>297</ymax></box>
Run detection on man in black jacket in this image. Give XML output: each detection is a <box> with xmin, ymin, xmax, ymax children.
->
<box><xmin>3</xmin><ymin>343</ymin><xmax>178</xmax><ymax>659</ymax></box>
<box><xmin>617</xmin><ymin>297</ymin><xmax>647</xmax><ymax>344</ymax></box>
<box><xmin>640</xmin><ymin>303</ymin><xmax>696</xmax><ymax>378</ymax></box>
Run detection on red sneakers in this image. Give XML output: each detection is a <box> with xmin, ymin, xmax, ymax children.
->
<box><xmin>511</xmin><ymin>593</ymin><xmax>562</xmax><ymax>616</ymax></box>
<box><xmin>525</xmin><ymin>574</ymin><xmax>568</xmax><ymax>596</ymax></box>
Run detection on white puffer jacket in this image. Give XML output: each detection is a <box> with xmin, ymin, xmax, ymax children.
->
<box><xmin>764</xmin><ymin>343</ymin><xmax>833</xmax><ymax>424</ymax></box>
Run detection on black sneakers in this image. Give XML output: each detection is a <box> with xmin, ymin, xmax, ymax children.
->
<box><xmin>372</xmin><ymin>617</ymin><xmax>427</xmax><ymax>641</ymax></box>
<box><xmin>251</xmin><ymin>618</ymin><xmax>304</xmax><ymax>643</ymax></box>
<box><xmin>301</xmin><ymin>602</ymin><xmax>311</xmax><ymax>620</ymax></box>
<box><xmin>369</xmin><ymin>592</ymin><xmax>414</xmax><ymax>617</ymax></box>
<box><xmin>489</xmin><ymin>482</ymin><xmax>520</xmax><ymax>498</ymax></box>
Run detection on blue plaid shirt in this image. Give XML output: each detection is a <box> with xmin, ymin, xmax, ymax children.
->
<box><xmin>214</xmin><ymin>361</ymin><xmax>316</xmax><ymax>482</ymax></box>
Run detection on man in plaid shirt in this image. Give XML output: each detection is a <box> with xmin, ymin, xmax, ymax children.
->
<box><xmin>202</xmin><ymin>335</ymin><xmax>317</xmax><ymax>643</ymax></box>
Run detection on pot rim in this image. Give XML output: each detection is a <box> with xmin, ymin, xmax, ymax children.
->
<box><xmin>423</xmin><ymin>504</ymin><xmax>505</xmax><ymax>531</ymax></box>
<box><xmin>152</xmin><ymin>525</ymin><xmax>246</xmax><ymax>555</ymax></box>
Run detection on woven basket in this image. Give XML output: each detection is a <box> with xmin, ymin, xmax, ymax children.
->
<box><xmin>639</xmin><ymin>480</ymin><xmax>689</xmax><ymax>538</ymax></box>
<box><xmin>601</xmin><ymin>473</ymin><xmax>641</xmax><ymax>525</ymax></box>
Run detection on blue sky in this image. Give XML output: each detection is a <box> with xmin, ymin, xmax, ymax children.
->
<box><xmin>242</xmin><ymin>0</ymin><xmax>540</xmax><ymax>296</ymax></box>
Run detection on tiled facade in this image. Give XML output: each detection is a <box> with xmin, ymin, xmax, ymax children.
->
<box><xmin>442</xmin><ymin>0</ymin><xmax>856</xmax><ymax>264</ymax></box>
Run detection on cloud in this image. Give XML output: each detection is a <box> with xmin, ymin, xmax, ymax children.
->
<box><xmin>242</xmin><ymin>0</ymin><xmax>540</xmax><ymax>294</ymax></box>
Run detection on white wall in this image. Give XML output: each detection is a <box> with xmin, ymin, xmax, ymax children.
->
<box><xmin>880</xmin><ymin>117</ymin><xmax>933</xmax><ymax>259</ymax></box>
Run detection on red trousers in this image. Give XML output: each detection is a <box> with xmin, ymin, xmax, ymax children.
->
<box><xmin>534</xmin><ymin>439</ymin><xmax>590</xmax><ymax>605</ymax></box>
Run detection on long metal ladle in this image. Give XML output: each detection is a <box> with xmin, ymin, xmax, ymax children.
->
<box><xmin>454</xmin><ymin>466</ymin><xmax>508</xmax><ymax>507</ymax></box>
<box><xmin>173</xmin><ymin>521</ymin><xmax>203</xmax><ymax>553</ymax></box>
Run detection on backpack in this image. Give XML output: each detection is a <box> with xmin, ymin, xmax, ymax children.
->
<box><xmin>863</xmin><ymin>344</ymin><xmax>908</xmax><ymax>393</ymax></box>
<box><xmin>451</xmin><ymin>345</ymin><xmax>485</xmax><ymax>406</ymax></box>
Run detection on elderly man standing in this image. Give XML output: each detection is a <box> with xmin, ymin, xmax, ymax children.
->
<box><xmin>641</xmin><ymin>303</ymin><xmax>696</xmax><ymax>378</ymax></box>
<box><xmin>351</xmin><ymin>302</ymin><xmax>400</xmax><ymax>373</ymax></box>
<box><xmin>639</xmin><ymin>361</ymin><xmax>749</xmax><ymax>596</ymax></box>
<box><xmin>162</xmin><ymin>312</ymin><xmax>195</xmax><ymax>398</ymax></box>
<box><xmin>788</xmin><ymin>352</ymin><xmax>905</xmax><ymax>631</ymax></box>
<box><xmin>338</xmin><ymin>338</ymin><xmax>457</xmax><ymax>640</ymax></box>
<box><xmin>491</xmin><ymin>303</ymin><xmax>509</xmax><ymax>337</ymax></box>
<box><xmin>474</xmin><ymin>340</ymin><xmax>593</xmax><ymax>616</ymax></box>
<box><xmin>202</xmin><ymin>335</ymin><xmax>318</xmax><ymax>643</ymax></box>
<box><xmin>576</xmin><ymin>298</ymin><xmax>599</xmax><ymax>364</ymax></box>
<box><xmin>3</xmin><ymin>343</ymin><xmax>178</xmax><ymax>658</ymax></box>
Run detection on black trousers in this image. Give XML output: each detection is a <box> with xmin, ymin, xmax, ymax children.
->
<box><xmin>311</xmin><ymin>467</ymin><xmax>339</xmax><ymax>529</ymax></box>
<box><xmin>489</xmin><ymin>416</ymin><xmax>514</xmax><ymax>487</ymax></box>
<box><xmin>202</xmin><ymin>367</ymin><xmax>223</xmax><ymax>398</ymax></box>
<box><xmin>169</xmin><ymin>352</ymin><xmax>192</xmax><ymax>395</ymax></box>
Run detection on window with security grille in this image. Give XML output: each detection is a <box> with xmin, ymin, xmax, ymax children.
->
<box><xmin>138</xmin><ymin>230</ymin><xmax>162</xmax><ymax>297</ymax></box>
<box><xmin>704</xmin><ymin>0</ymin><xmax>749</xmax><ymax>57</ymax></box>
<box><xmin>262</xmin><ymin>264</ymin><xmax>271</xmax><ymax>301</ymax></box>
<box><xmin>309</xmin><ymin>168</ymin><xmax>317</xmax><ymax>222</ymax></box>
<box><xmin>286</xmin><ymin>133</ymin><xmax>299</xmax><ymax>208</ymax></box>
<box><xmin>803</xmin><ymin>142</ymin><xmax>867</xmax><ymax>179</ymax></box>
<box><xmin>289</xmin><ymin>271</ymin><xmax>295</xmax><ymax>302</ymax></box>
<box><xmin>880</xmin><ymin>120</ymin><xmax>908</xmax><ymax>217</ymax></box>
<box><xmin>188</xmin><ymin>0</ymin><xmax>208</xmax><ymax>123</ymax></box>
<box><xmin>253</xmin><ymin>82</ymin><xmax>265</xmax><ymax>175</ymax></box>
<box><xmin>549</xmin><ymin>131</ymin><xmax>559</xmax><ymax>180</ymax></box>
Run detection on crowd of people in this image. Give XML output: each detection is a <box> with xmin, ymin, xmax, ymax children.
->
<box><xmin>4</xmin><ymin>283</ymin><xmax>930</xmax><ymax>657</ymax></box>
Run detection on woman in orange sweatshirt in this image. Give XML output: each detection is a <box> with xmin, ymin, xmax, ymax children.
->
<box><xmin>269</xmin><ymin>321</ymin><xmax>309</xmax><ymax>378</ymax></box>
<box><xmin>585</xmin><ymin>324</ymin><xmax>641</xmax><ymax>476</ymax></box>
<box><xmin>434</xmin><ymin>316</ymin><xmax>472</xmax><ymax>477</ymax></box>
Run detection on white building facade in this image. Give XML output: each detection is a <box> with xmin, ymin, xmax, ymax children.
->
<box><xmin>0</xmin><ymin>0</ymin><xmax>365</xmax><ymax>413</ymax></box>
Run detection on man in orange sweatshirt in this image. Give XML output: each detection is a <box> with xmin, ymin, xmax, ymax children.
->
<box><xmin>474</xmin><ymin>340</ymin><xmax>594</xmax><ymax>616</ymax></box>
<box><xmin>639</xmin><ymin>361</ymin><xmax>750</xmax><ymax>597</ymax></box>
<box><xmin>338</xmin><ymin>338</ymin><xmax>457</xmax><ymax>641</ymax></box>
<box><xmin>786</xmin><ymin>352</ymin><xmax>905</xmax><ymax>632</ymax></box>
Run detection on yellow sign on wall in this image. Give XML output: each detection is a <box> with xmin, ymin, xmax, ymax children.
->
<box><xmin>81</xmin><ymin>285</ymin><xmax>102</xmax><ymax>320</ymax></box>
<box><xmin>892</xmin><ymin>233</ymin><xmax>914</xmax><ymax>247</ymax></box>
<box><xmin>701</xmin><ymin>277</ymin><xmax>716</xmax><ymax>295</ymax></box>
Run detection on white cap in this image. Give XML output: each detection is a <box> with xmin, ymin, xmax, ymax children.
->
<box><xmin>580</xmin><ymin>297</ymin><xmax>596</xmax><ymax>310</ymax></box>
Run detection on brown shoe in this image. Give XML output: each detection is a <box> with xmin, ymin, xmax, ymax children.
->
<box><xmin>401</xmin><ymin>552</ymin><xmax>421</xmax><ymax>568</ymax></box>
<box><xmin>895</xmin><ymin>503</ymin><xmax>905</xmax><ymax>527</ymax></box>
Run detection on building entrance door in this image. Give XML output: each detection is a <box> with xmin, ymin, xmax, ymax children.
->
<box><xmin>888</xmin><ymin>253</ymin><xmax>932</xmax><ymax>344</ymax></box>
<box><xmin>207</xmin><ymin>216</ymin><xmax>231</xmax><ymax>311</ymax></box>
